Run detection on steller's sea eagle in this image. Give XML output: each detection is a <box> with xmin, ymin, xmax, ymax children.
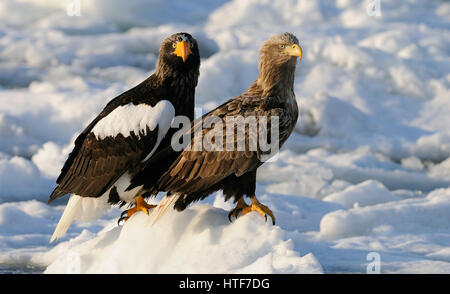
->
<box><xmin>47</xmin><ymin>32</ymin><xmax>200</xmax><ymax>242</ymax></box>
<box><xmin>128</xmin><ymin>33</ymin><xmax>302</xmax><ymax>225</ymax></box>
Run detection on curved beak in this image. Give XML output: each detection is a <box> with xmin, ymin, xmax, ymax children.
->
<box><xmin>173</xmin><ymin>40</ymin><xmax>192</xmax><ymax>62</ymax></box>
<box><xmin>284</xmin><ymin>44</ymin><xmax>302</xmax><ymax>62</ymax></box>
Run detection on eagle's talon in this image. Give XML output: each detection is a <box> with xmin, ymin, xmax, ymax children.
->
<box><xmin>228</xmin><ymin>198</ymin><xmax>249</xmax><ymax>223</ymax></box>
<box><xmin>117</xmin><ymin>195</ymin><xmax>156</xmax><ymax>225</ymax></box>
<box><xmin>228</xmin><ymin>207</ymin><xmax>244</xmax><ymax>222</ymax></box>
<box><xmin>227</xmin><ymin>196</ymin><xmax>276</xmax><ymax>225</ymax></box>
<box><xmin>117</xmin><ymin>215</ymin><xmax>127</xmax><ymax>226</ymax></box>
<box><xmin>117</xmin><ymin>210</ymin><xmax>129</xmax><ymax>226</ymax></box>
<box><xmin>240</xmin><ymin>196</ymin><xmax>276</xmax><ymax>225</ymax></box>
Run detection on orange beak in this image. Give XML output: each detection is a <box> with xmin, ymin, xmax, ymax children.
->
<box><xmin>173</xmin><ymin>40</ymin><xmax>192</xmax><ymax>62</ymax></box>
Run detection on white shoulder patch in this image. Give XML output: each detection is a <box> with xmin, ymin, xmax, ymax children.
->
<box><xmin>92</xmin><ymin>100</ymin><xmax>175</xmax><ymax>140</ymax></box>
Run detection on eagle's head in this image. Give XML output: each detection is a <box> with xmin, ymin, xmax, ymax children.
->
<box><xmin>259</xmin><ymin>32</ymin><xmax>302</xmax><ymax>67</ymax></box>
<box><xmin>254</xmin><ymin>33</ymin><xmax>302</xmax><ymax>94</ymax></box>
<box><xmin>157</xmin><ymin>32</ymin><xmax>200</xmax><ymax>73</ymax></box>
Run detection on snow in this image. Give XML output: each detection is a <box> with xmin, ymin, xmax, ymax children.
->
<box><xmin>1</xmin><ymin>0</ymin><xmax>450</xmax><ymax>273</ymax></box>
<box><xmin>45</xmin><ymin>206</ymin><xmax>323</xmax><ymax>274</ymax></box>
<box><xmin>0</xmin><ymin>154</ymin><xmax>54</xmax><ymax>202</ymax></box>
<box><xmin>323</xmin><ymin>180</ymin><xmax>400</xmax><ymax>209</ymax></box>
<box><xmin>321</xmin><ymin>188</ymin><xmax>450</xmax><ymax>241</ymax></box>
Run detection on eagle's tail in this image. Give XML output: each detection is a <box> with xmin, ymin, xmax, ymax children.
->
<box><xmin>50</xmin><ymin>195</ymin><xmax>83</xmax><ymax>243</ymax></box>
<box><xmin>146</xmin><ymin>193</ymin><xmax>181</xmax><ymax>226</ymax></box>
<box><xmin>50</xmin><ymin>194</ymin><xmax>110</xmax><ymax>243</ymax></box>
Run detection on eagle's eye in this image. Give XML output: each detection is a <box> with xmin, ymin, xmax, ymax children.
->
<box><xmin>172</xmin><ymin>43</ymin><xmax>177</xmax><ymax>48</ymax></box>
<box><xmin>279</xmin><ymin>44</ymin><xmax>286</xmax><ymax>50</ymax></box>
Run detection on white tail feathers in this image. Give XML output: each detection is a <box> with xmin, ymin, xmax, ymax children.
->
<box><xmin>50</xmin><ymin>192</ymin><xmax>178</xmax><ymax>242</ymax></box>
<box><xmin>50</xmin><ymin>194</ymin><xmax>110</xmax><ymax>243</ymax></box>
<box><xmin>146</xmin><ymin>193</ymin><xmax>181</xmax><ymax>226</ymax></box>
<box><xmin>50</xmin><ymin>195</ymin><xmax>83</xmax><ymax>243</ymax></box>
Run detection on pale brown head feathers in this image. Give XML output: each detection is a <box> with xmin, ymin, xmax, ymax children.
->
<box><xmin>254</xmin><ymin>32</ymin><xmax>302</xmax><ymax>96</ymax></box>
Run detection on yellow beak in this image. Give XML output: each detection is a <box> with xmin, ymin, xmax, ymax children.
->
<box><xmin>284</xmin><ymin>44</ymin><xmax>302</xmax><ymax>62</ymax></box>
<box><xmin>173</xmin><ymin>40</ymin><xmax>192</xmax><ymax>62</ymax></box>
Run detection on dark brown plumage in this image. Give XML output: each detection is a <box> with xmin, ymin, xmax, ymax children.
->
<box><xmin>129</xmin><ymin>33</ymin><xmax>302</xmax><ymax>224</ymax></box>
<box><xmin>48</xmin><ymin>32</ymin><xmax>200</xmax><ymax>242</ymax></box>
<box><xmin>49</xmin><ymin>32</ymin><xmax>200</xmax><ymax>204</ymax></box>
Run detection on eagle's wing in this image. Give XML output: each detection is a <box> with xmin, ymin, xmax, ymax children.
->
<box><xmin>155</xmin><ymin>95</ymin><xmax>283</xmax><ymax>194</ymax></box>
<box><xmin>48</xmin><ymin>100</ymin><xmax>175</xmax><ymax>203</ymax></box>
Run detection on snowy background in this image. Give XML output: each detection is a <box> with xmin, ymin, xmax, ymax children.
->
<box><xmin>1</xmin><ymin>0</ymin><xmax>450</xmax><ymax>274</ymax></box>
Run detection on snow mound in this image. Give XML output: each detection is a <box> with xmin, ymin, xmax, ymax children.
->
<box><xmin>0</xmin><ymin>154</ymin><xmax>53</xmax><ymax>202</ymax></box>
<box><xmin>320</xmin><ymin>188</ymin><xmax>450</xmax><ymax>240</ymax></box>
<box><xmin>0</xmin><ymin>200</ymin><xmax>117</xmax><ymax>270</ymax></box>
<box><xmin>45</xmin><ymin>205</ymin><xmax>323</xmax><ymax>274</ymax></box>
<box><xmin>323</xmin><ymin>180</ymin><xmax>400</xmax><ymax>209</ymax></box>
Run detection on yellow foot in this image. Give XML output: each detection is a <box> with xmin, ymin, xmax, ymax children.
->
<box><xmin>228</xmin><ymin>198</ymin><xmax>249</xmax><ymax>222</ymax></box>
<box><xmin>118</xmin><ymin>195</ymin><xmax>156</xmax><ymax>225</ymax></box>
<box><xmin>228</xmin><ymin>196</ymin><xmax>276</xmax><ymax>225</ymax></box>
